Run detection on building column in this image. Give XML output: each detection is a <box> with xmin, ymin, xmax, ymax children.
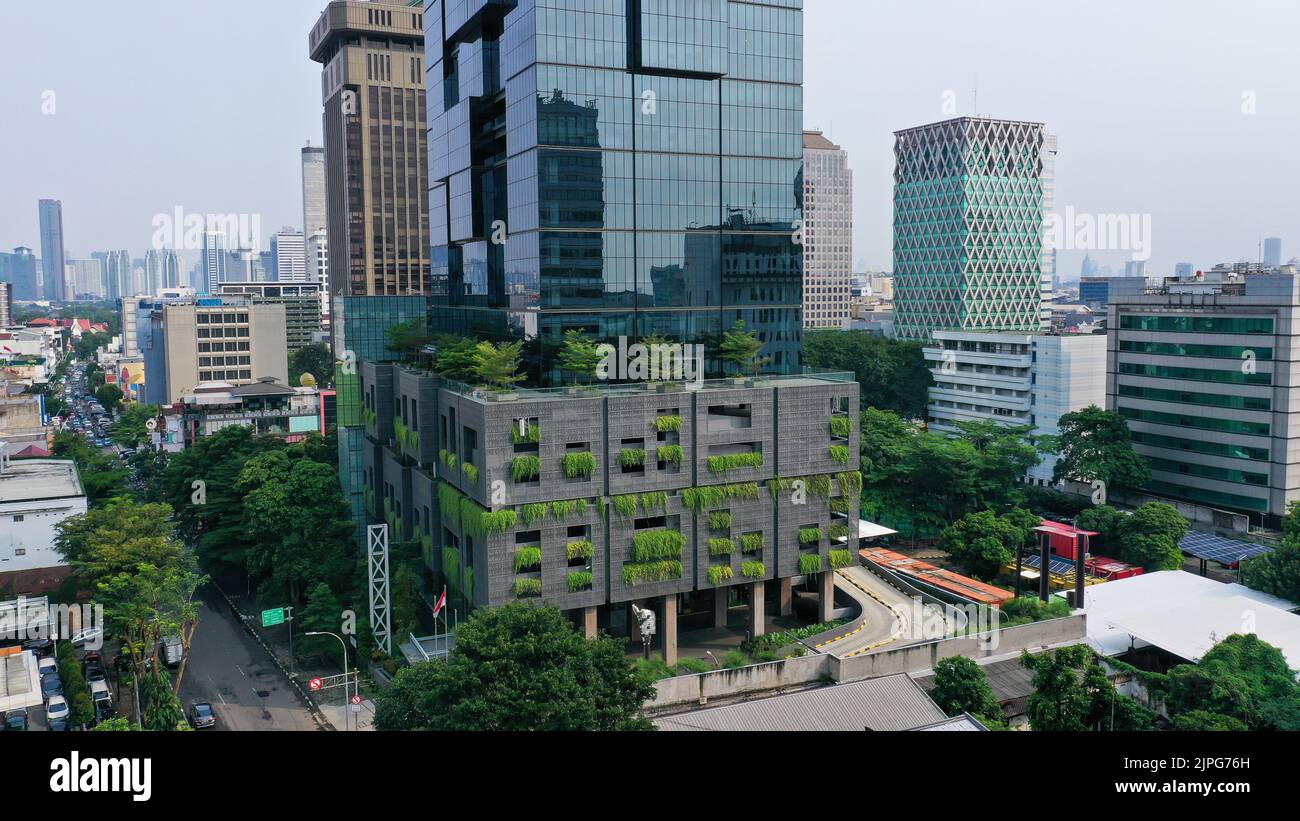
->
<box><xmin>713</xmin><ymin>586</ymin><xmax>729</xmax><ymax>629</ymax></box>
<box><xmin>778</xmin><ymin>577</ymin><xmax>794</xmax><ymax>617</ymax></box>
<box><xmin>582</xmin><ymin>606</ymin><xmax>597</xmax><ymax>640</ymax></box>
<box><xmin>818</xmin><ymin>570</ymin><xmax>834</xmax><ymax>623</ymax></box>
<box><xmin>749</xmin><ymin>580</ymin><xmax>766</xmax><ymax>639</ymax></box>
<box><xmin>661</xmin><ymin>594</ymin><xmax>677</xmax><ymax>666</ymax></box>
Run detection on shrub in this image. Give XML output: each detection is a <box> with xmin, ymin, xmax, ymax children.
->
<box><xmin>440</xmin><ymin>449</ymin><xmax>457</xmax><ymax>472</ymax></box>
<box><xmin>520</xmin><ymin>503</ymin><xmax>549</xmax><ymax>527</ymax></box>
<box><xmin>740</xmin><ymin>532</ymin><xmax>764</xmax><ymax>553</ymax></box>
<box><xmin>619</xmin><ymin>448</ymin><xmax>647</xmax><ymax>468</ymax></box>
<box><xmin>830</xmin><ymin>416</ymin><xmax>853</xmax><ymax>438</ymax></box>
<box><xmin>640</xmin><ymin>491</ymin><xmax>668</xmax><ymax>513</ymax></box>
<box><xmin>706</xmin><ymin>452</ymin><xmax>764</xmax><ymax>475</ymax></box>
<box><xmin>514</xmin><ymin>546</ymin><xmax>543</xmax><ymax>573</ymax></box>
<box><xmin>656</xmin><ymin>444</ymin><xmax>684</xmax><ymax>464</ymax></box>
<box><xmin>828</xmin><ymin>521</ymin><xmax>852</xmax><ymax>541</ymax></box>
<box><xmin>837</xmin><ymin>470</ymin><xmax>864</xmax><ymax>496</ymax></box>
<box><xmin>550</xmin><ymin>498</ymin><xmax>589</xmax><ymax>519</ymax></box>
<box><xmin>799</xmin><ymin>553</ymin><xmax>823</xmax><ymax>574</ymax></box>
<box><xmin>623</xmin><ymin>560</ymin><xmax>683</xmax><ymax>585</ymax></box>
<box><xmin>655</xmin><ymin>415</ymin><xmax>682</xmax><ymax>433</ymax></box>
<box><xmin>829</xmin><ymin>497</ymin><xmax>852</xmax><ymax>514</ymax></box>
<box><xmin>462</xmin><ymin>500</ymin><xmax>517</xmax><ymax>537</ymax></box>
<box><xmin>828</xmin><ymin>445</ymin><xmax>850</xmax><ymax>464</ymax></box>
<box><xmin>708</xmin><ymin>565</ymin><xmax>734</xmax><ymax>585</ymax></box>
<box><xmin>829</xmin><ymin>549</ymin><xmax>854</xmax><ymax>570</ymax></box>
<box><xmin>740</xmin><ymin>561</ymin><xmax>766</xmax><ymax>579</ymax></box>
<box><xmin>511</xmin><ymin>454</ymin><xmax>541</xmax><ymax>483</ymax></box>
<box><xmin>462</xmin><ymin>462</ymin><xmax>479</xmax><ymax>484</ymax></box>
<box><xmin>709</xmin><ymin>538</ymin><xmax>734</xmax><ymax>556</ymax></box>
<box><xmin>566</xmin><ymin>540</ymin><xmax>594</xmax><ymax>561</ymax></box>
<box><xmin>613</xmin><ymin>494</ymin><xmax>639</xmax><ymax>521</ymax></box>
<box><xmin>567</xmin><ymin>571</ymin><xmax>593</xmax><ymax>593</ymax></box>
<box><xmin>708</xmin><ymin>511</ymin><xmax>732</xmax><ymax>530</ymax></box>
<box><xmin>632</xmin><ymin>530</ymin><xmax>686</xmax><ymax>562</ymax></box>
<box><xmin>563</xmin><ymin>451</ymin><xmax>596</xmax><ymax>479</ymax></box>
<box><xmin>511</xmin><ymin>423</ymin><xmax>541</xmax><ymax>444</ymax></box>
<box><xmin>806</xmin><ymin>474</ymin><xmax>832</xmax><ymax>499</ymax></box>
<box><xmin>513</xmin><ymin>578</ymin><xmax>542</xmax><ymax>598</ymax></box>
<box><xmin>799</xmin><ymin>527</ymin><xmax>823</xmax><ymax>545</ymax></box>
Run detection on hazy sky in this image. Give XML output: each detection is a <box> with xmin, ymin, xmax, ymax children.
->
<box><xmin>2</xmin><ymin>0</ymin><xmax>1298</xmax><ymax>278</ymax></box>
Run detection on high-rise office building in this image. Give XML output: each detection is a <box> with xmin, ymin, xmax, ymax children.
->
<box><xmin>301</xmin><ymin>144</ymin><xmax>328</xmax><ymax>237</ymax></box>
<box><xmin>421</xmin><ymin>0</ymin><xmax>804</xmax><ymax>382</ymax></box>
<box><xmin>307</xmin><ymin>231</ymin><xmax>329</xmax><ymax>320</ymax></box>
<box><xmin>271</xmin><ymin>230</ymin><xmax>308</xmax><ymax>283</ymax></box>
<box><xmin>1124</xmin><ymin>259</ymin><xmax>1147</xmax><ymax>278</ymax></box>
<box><xmin>150</xmin><ymin>297</ymin><xmax>289</xmax><ymax>403</ymax></box>
<box><xmin>105</xmin><ymin>250</ymin><xmax>132</xmax><ymax>301</ymax></box>
<box><xmin>893</xmin><ymin>117</ymin><xmax>1055</xmax><ymax>340</ymax></box>
<box><xmin>145</xmin><ymin>248</ymin><xmax>182</xmax><ymax>292</ymax></box>
<box><xmin>1264</xmin><ymin>237</ymin><xmax>1282</xmax><ymax>268</ymax></box>
<box><xmin>309</xmin><ymin>0</ymin><xmax>430</xmax><ymax>299</ymax></box>
<box><xmin>67</xmin><ymin>258</ymin><xmax>106</xmax><ymax>300</ymax></box>
<box><xmin>38</xmin><ymin>199</ymin><xmax>66</xmax><ymax>302</ymax></box>
<box><xmin>0</xmin><ymin>247</ymin><xmax>39</xmax><ymax>301</ymax></box>
<box><xmin>802</xmin><ymin>130</ymin><xmax>853</xmax><ymax>330</ymax></box>
<box><xmin>202</xmin><ymin>230</ymin><xmax>227</xmax><ymax>294</ymax></box>
<box><xmin>217</xmin><ymin>282</ymin><xmax>323</xmax><ymax>353</ymax></box>
<box><xmin>0</xmin><ymin>283</ymin><xmax>13</xmax><ymax>327</ymax></box>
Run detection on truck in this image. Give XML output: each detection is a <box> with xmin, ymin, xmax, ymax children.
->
<box><xmin>161</xmin><ymin>635</ymin><xmax>183</xmax><ymax>667</ymax></box>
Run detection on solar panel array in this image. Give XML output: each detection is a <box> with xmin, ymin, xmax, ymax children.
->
<box><xmin>1020</xmin><ymin>554</ymin><xmax>1078</xmax><ymax>576</ymax></box>
<box><xmin>1179</xmin><ymin>531</ymin><xmax>1274</xmax><ymax>565</ymax></box>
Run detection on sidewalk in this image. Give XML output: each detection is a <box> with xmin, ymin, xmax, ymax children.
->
<box><xmin>321</xmin><ymin>699</ymin><xmax>377</xmax><ymax>731</ymax></box>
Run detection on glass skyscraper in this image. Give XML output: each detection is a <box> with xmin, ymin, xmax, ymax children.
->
<box><xmin>38</xmin><ymin>199</ymin><xmax>66</xmax><ymax>303</ymax></box>
<box><xmin>892</xmin><ymin>117</ymin><xmax>1055</xmax><ymax>341</ymax></box>
<box><xmin>424</xmin><ymin>0</ymin><xmax>805</xmax><ymax>385</ymax></box>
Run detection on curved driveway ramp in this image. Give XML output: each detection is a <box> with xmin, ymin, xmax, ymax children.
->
<box><xmin>810</xmin><ymin>564</ymin><xmax>951</xmax><ymax>658</ymax></box>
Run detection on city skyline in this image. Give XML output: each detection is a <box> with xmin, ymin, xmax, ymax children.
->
<box><xmin>1</xmin><ymin>1</ymin><xmax>1298</xmax><ymax>277</ymax></box>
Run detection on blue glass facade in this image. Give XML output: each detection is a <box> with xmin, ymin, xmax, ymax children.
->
<box><xmin>424</xmin><ymin>0</ymin><xmax>805</xmax><ymax>385</ymax></box>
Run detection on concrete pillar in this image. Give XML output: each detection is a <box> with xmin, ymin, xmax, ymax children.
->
<box><xmin>778</xmin><ymin>577</ymin><xmax>794</xmax><ymax>617</ymax></box>
<box><xmin>749</xmin><ymin>580</ymin><xmax>766</xmax><ymax>638</ymax></box>
<box><xmin>661</xmin><ymin>594</ymin><xmax>677</xmax><ymax>666</ymax></box>
<box><xmin>818</xmin><ymin>570</ymin><xmax>834</xmax><ymax>623</ymax></box>
<box><xmin>582</xmin><ymin>606</ymin><xmax>597</xmax><ymax>640</ymax></box>
<box><xmin>713</xmin><ymin>586</ymin><xmax>729</xmax><ymax>628</ymax></box>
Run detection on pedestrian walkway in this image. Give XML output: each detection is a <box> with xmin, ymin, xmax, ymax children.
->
<box><xmin>322</xmin><ymin>698</ymin><xmax>376</xmax><ymax>731</ymax></box>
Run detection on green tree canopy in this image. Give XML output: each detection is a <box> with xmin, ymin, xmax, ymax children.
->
<box><xmin>1166</xmin><ymin>634</ymin><xmax>1300</xmax><ymax>730</ymax></box>
<box><xmin>1021</xmin><ymin>645</ymin><xmax>1155</xmax><ymax>731</ymax></box>
<box><xmin>941</xmin><ymin>509</ymin><xmax>1036</xmax><ymax>580</ymax></box>
<box><xmin>1051</xmin><ymin>405</ymin><xmax>1150</xmax><ymax>489</ymax></box>
<box><xmin>928</xmin><ymin>656</ymin><xmax>1005</xmax><ymax>728</ymax></box>
<box><xmin>1242</xmin><ymin>501</ymin><xmax>1300</xmax><ymax>602</ymax></box>
<box><xmin>718</xmin><ymin>320</ymin><xmax>769</xmax><ymax>377</ymax></box>
<box><xmin>94</xmin><ymin>383</ymin><xmax>124</xmax><ymax>414</ymax></box>
<box><xmin>803</xmin><ymin>331</ymin><xmax>933</xmax><ymax>419</ymax></box>
<box><xmin>385</xmin><ymin>319</ymin><xmax>433</xmax><ymax>360</ymax></box>
<box><xmin>374</xmin><ymin>603</ymin><xmax>655</xmax><ymax>731</ymax></box>
<box><xmin>111</xmin><ymin>403</ymin><xmax>160</xmax><ymax>449</ymax></box>
<box><xmin>473</xmin><ymin>340</ymin><xmax>525</xmax><ymax>392</ymax></box>
<box><xmin>555</xmin><ymin>328</ymin><xmax>604</xmax><ymax>384</ymax></box>
<box><xmin>1115</xmin><ymin>503</ymin><xmax>1187</xmax><ymax>570</ymax></box>
<box><xmin>289</xmin><ymin>343</ymin><xmax>335</xmax><ymax>388</ymax></box>
<box><xmin>431</xmin><ymin>334</ymin><xmax>479</xmax><ymax>381</ymax></box>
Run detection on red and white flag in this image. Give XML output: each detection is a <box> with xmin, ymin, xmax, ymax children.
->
<box><xmin>431</xmin><ymin>586</ymin><xmax>447</xmax><ymax>619</ymax></box>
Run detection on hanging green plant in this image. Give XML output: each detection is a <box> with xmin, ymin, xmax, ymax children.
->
<box><xmin>521</xmin><ymin>503</ymin><xmax>549</xmax><ymax>527</ymax></box>
<box><xmin>511</xmin><ymin>423</ymin><xmax>542</xmax><ymax>444</ymax></box>
<box><xmin>640</xmin><ymin>490</ymin><xmax>668</xmax><ymax>513</ymax></box>
<box><xmin>799</xmin><ymin>527</ymin><xmax>823</xmax><ymax>545</ymax></box>
<box><xmin>799</xmin><ymin>553</ymin><xmax>824</xmax><ymax>575</ymax></box>
<box><xmin>511</xmin><ymin>454</ymin><xmax>541</xmax><ymax>483</ymax></box>
<box><xmin>655</xmin><ymin>415</ymin><xmax>682</xmax><ymax>433</ymax></box>
<box><xmin>706</xmin><ymin>452</ymin><xmax>764</xmax><ymax>475</ymax></box>
<box><xmin>837</xmin><ymin>470</ymin><xmax>864</xmax><ymax>496</ymax></box>
<box><xmin>740</xmin><ymin>561</ymin><xmax>766</xmax><ymax>579</ymax></box>
<box><xmin>567</xmin><ymin>571</ymin><xmax>593</xmax><ymax>593</ymax></box>
<box><xmin>563</xmin><ymin>451</ymin><xmax>596</xmax><ymax>479</ymax></box>
<box><xmin>829</xmin><ymin>549</ymin><xmax>854</xmax><ymax>570</ymax></box>
<box><xmin>740</xmin><ymin>532</ymin><xmax>764</xmax><ymax>553</ymax></box>
<box><xmin>514</xmin><ymin>546</ymin><xmax>543</xmax><ymax>573</ymax></box>
<box><xmin>619</xmin><ymin>448</ymin><xmax>647</xmax><ymax>468</ymax></box>
<box><xmin>623</xmin><ymin>560</ymin><xmax>683</xmax><ymax>585</ymax></box>
<box><xmin>612</xmin><ymin>494</ymin><xmax>639</xmax><ymax>521</ymax></box>
<box><xmin>566</xmin><ymin>540</ymin><xmax>594</xmax><ymax>561</ymax></box>
<box><xmin>550</xmin><ymin>498</ymin><xmax>589</xmax><ymax>519</ymax></box>
<box><xmin>656</xmin><ymin>444</ymin><xmax>684</xmax><ymax>464</ymax></box>
<box><xmin>514</xmin><ymin>578</ymin><xmax>542</xmax><ymax>598</ymax></box>
<box><xmin>708</xmin><ymin>538</ymin><xmax>734</xmax><ymax>556</ymax></box>
<box><xmin>829</xmin><ymin>416</ymin><xmax>854</xmax><ymax>438</ymax></box>
<box><xmin>631</xmin><ymin>530</ymin><xmax>686</xmax><ymax>562</ymax></box>
<box><xmin>708</xmin><ymin>510</ymin><xmax>732</xmax><ymax>530</ymax></box>
<box><xmin>708</xmin><ymin>565</ymin><xmax>733</xmax><ymax>586</ymax></box>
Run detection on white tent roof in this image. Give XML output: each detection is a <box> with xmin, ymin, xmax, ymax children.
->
<box><xmin>1085</xmin><ymin>571</ymin><xmax>1300</xmax><ymax>669</ymax></box>
<box><xmin>858</xmin><ymin>520</ymin><xmax>898</xmax><ymax>540</ymax></box>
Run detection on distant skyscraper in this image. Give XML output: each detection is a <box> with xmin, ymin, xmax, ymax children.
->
<box><xmin>145</xmin><ymin>248</ymin><xmax>182</xmax><ymax>293</ymax></box>
<box><xmin>1175</xmin><ymin>262</ymin><xmax>1194</xmax><ymax>278</ymax></box>
<box><xmin>38</xmin><ymin>199</ymin><xmax>66</xmax><ymax>302</ymax></box>
<box><xmin>307</xmin><ymin>231</ymin><xmax>329</xmax><ymax>319</ymax></box>
<box><xmin>893</xmin><ymin>117</ymin><xmax>1055</xmax><ymax>340</ymax></box>
<box><xmin>301</xmin><ymin>144</ymin><xmax>327</xmax><ymax>238</ymax></box>
<box><xmin>309</xmin><ymin>0</ymin><xmax>429</xmax><ymax>298</ymax></box>
<box><xmin>1264</xmin><ymin>237</ymin><xmax>1282</xmax><ymax>268</ymax></box>
<box><xmin>0</xmin><ymin>282</ymin><xmax>12</xmax><ymax>327</ymax></box>
<box><xmin>1080</xmin><ymin>254</ymin><xmax>1099</xmax><ymax>279</ymax></box>
<box><xmin>105</xmin><ymin>250</ymin><xmax>132</xmax><ymax>301</ymax></box>
<box><xmin>802</xmin><ymin>130</ymin><xmax>853</xmax><ymax>329</ymax></box>
<box><xmin>271</xmin><ymin>230</ymin><xmax>308</xmax><ymax>283</ymax></box>
<box><xmin>0</xmin><ymin>247</ymin><xmax>39</xmax><ymax>301</ymax></box>
<box><xmin>1124</xmin><ymin>260</ymin><xmax>1147</xmax><ymax>278</ymax></box>
<box><xmin>202</xmin><ymin>231</ymin><xmax>227</xmax><ymax>294</ymax></box>
<box><xmin>68</xmin><ymin>258</ymin><xmax>106</xmax><ymax>300</ymax></box>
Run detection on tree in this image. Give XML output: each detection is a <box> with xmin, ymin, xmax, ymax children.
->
<box><xmin>473</xmin><ymin>340</ymin><xmax>525</xmax><ymax>392</ymax></box>
<box><xmin>95</xmin><ymin>383</ymin><xmax>124</xmax><ymax>414</ymax></box>
<box><xmin>431</xmin><ymin>335</ymin><xmax>479</xmax><ymax>381</ymax></box>
<box><xmin>374</xmin><ymin>603</ymin><xmax>655</xmax><ymax>731</ymax></box>
<box><xmin>941</xmin><ymin>509</ymin><xmax>1035</xmax><ymax>580</ymax></box>
<box><xmin>929</xmin><ymin>656</ymin><xmax>1004</xmax><ymax>727</ymax></box>
<box><xmin>385</xmin><ymin>319</ymin><xmax>433</xmax><ymax>360</ymax></box>
<box><xmin>111</xmin><ymin>403</ymin><xmax>159</xmax><ymax>449</ymax></box>
<box><xmin>1075</xmin><ymin>504</ymin><xmax>1125</xmax><ymax>548</ymax></box>
<box><xmin>1051</xmin><ymin>405</ymin><xmax>1150</xmax><ymax>489</ymax></box>
<box><xmin>52</xmin><ymin>430</ymin><xmax>127</xmax><ymax>504</ymax></box>
<box><xmin>289</xmin><ymin>343</ymin><xmax>334</xmax><ymax>388</ymax></box>
<box><xmin>1171</xmin><ymin>710</ymin><xmax>1249</xmax><ymax>731</ymax></box>
<box><xmin>555</xmin><ymin>328</ymin><xmax>603</xmax><ymax>384</ymax></box>
<box><xmin>301</xmin><ymin>582</ymin><xmax>344</xmax><ymax>665</ymax></box>
<box><xmin>1022</xmin><ymin>645</ymin><xmax>1154</xmax><ymax>731</ymax></box>
<box><xmin>804</xmin><ymin>330</ymin><xmax>933</xmax><ymax>419</ymax></box>
<box><xmin>1114</xmin><ymin>503</ymin><xmax>1187</xmax><ymax>570</ymax></box>
<box><xmin>1167</xmin><ymin>634</ymin><xmax>1300</xmax><ymax>730</ymax></box>
<box><xmin>89</xmin><ymin>717</ymin><xmax>141</xmax><ymax>731</ymax></box>
<box><xmin>1242</xmin><ymin>501</ymin><xmax>1300</xmax><ymax>601</ymax></box>
<box><xmin>719</xmin><ymin>320</ymin><xmax>769</xmax><ymax>377</ymax></box>
<box><xmin>952</xmin><ymin>420</ymin><xmax>1042</xmax><ymax>510</ymax></box>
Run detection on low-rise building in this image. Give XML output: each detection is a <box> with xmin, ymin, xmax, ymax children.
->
<box><xmin>177</xmin><ymin>377</ymin><xmax>330</xmax><ymax>444</ymax></box>
<box><xmin>0</xmin><ymin>451</ymin><xmax>86</xmax><ymax>595</ymax></box>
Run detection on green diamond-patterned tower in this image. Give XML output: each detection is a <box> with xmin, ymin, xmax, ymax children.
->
<box><xmin>892</xmin><ymin>117</ymin><xmax>1055</xmax><ymax>340</ymax></box>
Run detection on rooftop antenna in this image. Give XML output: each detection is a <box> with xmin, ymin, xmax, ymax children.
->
<box><xmin>972</xmin><ymin>75</ymin><xmax>979</xmax><ymax>117</ymax></box>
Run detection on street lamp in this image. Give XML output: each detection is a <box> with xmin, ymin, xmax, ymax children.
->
<box><xmin>306</xmin><ymin>630</ymin><xmax>350</xmax><ymax>731</ymax></box>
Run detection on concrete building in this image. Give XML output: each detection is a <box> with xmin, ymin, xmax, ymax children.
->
<box><xmin>925</xmin><ymin>330</ymin><xmax>1107</xmax><ymax>485</ymax></box>
<box><xmin>202</xmin><ymin>230</ymin><xmax>227</xmax><ymax>294</ymax></box>
<box><xmin>0</xmin><ymin>382</ymin><xmax>49</xmax><ymax>453</ymax></box>
<box><xmin>0</xmin><ymin>248</ymin><xmax>39</xmax><ymax>302</ymax></box>
<box><xmin>0</xmin><ymin>452</ymin><xmax>86</xmax><ymax>594</ymax></box>
<box><xmin>176</xmin><ymin>377</ymin><xmax>330</xmax><ymax>444</ymax></box>
<box><xmin>150</xmin><ymin>297</ymin><xmax>288</xmax><ymax>403</ymax></box>
<box><xmin>37</xmin><ymin>200</ymin><xmax>66</xmax><ymax>303</ymax></box>
<box><xmin>893</xmin><ymin>118</ymin><xmax>1055</xmax><ymax>340</ymax></box>
<box><xmin>216</xmin><ymin>281</ymin><xmax>323</xmax><ymax>353</ymax></box>
<box><xmin>271</xmin><ymin>230</ymin><xmax>308</xmax><ymax>283</ymax></box>
<box><xmin>802</xmin><ymin>130</ymin><xmax>853</xmax><ymax>329</ymax></box>
<box><xmin>302</xmin><ymin>143</ymin><xmax>328</xmax><ymax>238</ymax></box>
<box><xmin>1107</xmin><ymin>272</ymin><xmax>1300</xmax><ymax>526</ymax></box>
<box><xmin>361</xmin><ymin>364</ymin><xmax>859</xmax><ymax>661</ymax></box>
<box><xmin>0</xmin><ymin>284</ymin><xmax>12</xmax><ymax>328</ymax></box>
<box><xmin>308</xmin><ymin>0</ymin><xmax>429</xmax><ymax>298</ymax></box>
<box><xmin>308</xmin><ymin>231</ymin><xmax>329</xmax><ymax>321</ymax></box>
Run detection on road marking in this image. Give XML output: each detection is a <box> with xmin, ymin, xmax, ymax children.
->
<box><xmin>236</xmin><ymin>665</ymin><xmax>245</xmax><ymax>677</ymax></box>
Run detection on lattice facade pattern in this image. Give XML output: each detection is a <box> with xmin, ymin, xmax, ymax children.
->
<box><xmin>892</xmin><ymin>117</ymin><xmax>1053</xmax><ymax>340</ymax></box>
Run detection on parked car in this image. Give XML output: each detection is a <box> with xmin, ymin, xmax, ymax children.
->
<box><xmin>83</xmin><ymin>661</ymin><xmax>107</xmax><ymax>684</ymax></box>
<box><xmin>23</xmin><ymin>638</ymin><xmax>54</xmax><ymax>657</ymax></box>
<box><xmin>45</xmin><ymin>694</ymin><xmax>69</xmax><ymax>725</ymax></box>
<box><xmin>48</xmin><ymin>717</ymin><xmax>70</xmax><ymax>732</ymax></box>
<box><xmin>3</xmin><ymin>710</ymin><xmax>28</xmax><ymax>731</ymax></box>
<box><xmin>37</xmin><ymin>656</ymin><xmax>58</xmax><ymax>679</ymax></box>
<box><xmin>41</xmin><ymin>673</ymin><xmax>62</xmax><ymax>701</ymax></box>
<box><xmin>71</xmin><ymin>627</ymin><xmax>103</xmax><ymax>648</ymax></box>
<box><xmin>188</xmin><ymin>702</ymin><xmax>216</xmax><ymax>730</ymax></box>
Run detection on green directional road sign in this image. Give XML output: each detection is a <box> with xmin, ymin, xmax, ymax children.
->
<box><xmin>261</xmin><ymin>607</ymin><xmax>286</xmax><ymax>628</ymax></box>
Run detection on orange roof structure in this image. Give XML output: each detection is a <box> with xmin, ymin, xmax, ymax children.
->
<box><xmin>861</xmin><ymin>547</ymin><xmax>1015</xmax><ymax>607</ymax></box>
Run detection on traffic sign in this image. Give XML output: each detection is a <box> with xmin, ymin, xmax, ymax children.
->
<box><xmin>261</xmin><ymin>607</ymin><xmax>286</xmax><ymax>627</ymax></box>
<box><xmin>309</xmin><ymin>677</ymin><xmax>323</xmax><ymax>691</ymax></box>
<box><xmin>351</xmin><ymin>694</ymin><xmax>362</xmax><ymax>705</ymax></box>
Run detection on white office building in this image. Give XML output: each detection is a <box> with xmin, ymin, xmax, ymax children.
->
<box><xmin>0</xmin><ymin>452</ymin><xmax>87</xmax><ymax>592</ymax></box>
<box><xmin>202</xmin><ymin>230</ymin><xmax>227</xmax><ymax>295</ymax></box>
<box><xmin>802</xmin><ymin>130</ymin><xmax>853</xmax><ymax>329</ymax></box>
<box><xmin>272</xmin><ymin>230</ymin><xmax>308</xmax><ymax>283</ymax></box>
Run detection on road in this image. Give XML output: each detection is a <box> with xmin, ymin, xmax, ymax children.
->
<box><xmin>818</xmin><ymin>564</ymin><xmax>950</xmax><ymax>658</ymax></box>
<box><xmin>178</xmin><ymin>585</ymin><xmax>321</xmax><ymax>731</ymax></box>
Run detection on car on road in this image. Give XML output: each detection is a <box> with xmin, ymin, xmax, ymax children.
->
<box><xmin>84</xmin><ymin>661</ymin><xmax>107</xmax><ymax>684</ymax></box>
<box><xmin>45</xmin><ymin>694</ymin><xmax>69</xmax><ymax>725</ymax></box>
<box><xmin>188</xmin><ymin>702</ymin><xmax>216</xmax><ymax>730</ymax></box>
<box><xmin>3</xmin><ymin>710</ymin><xmax>28</xmax><ymax>731</ymax></box>
<box><xmin>41</xmin><ymin>673</ymin><xmax>62</xmax><ymax>701</ymax></box>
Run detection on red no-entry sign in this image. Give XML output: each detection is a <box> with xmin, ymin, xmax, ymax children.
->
<box><xmin>309</xmin><ymin>677</ymin><xmax>322</xmax><ymax>691</ymax></box>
